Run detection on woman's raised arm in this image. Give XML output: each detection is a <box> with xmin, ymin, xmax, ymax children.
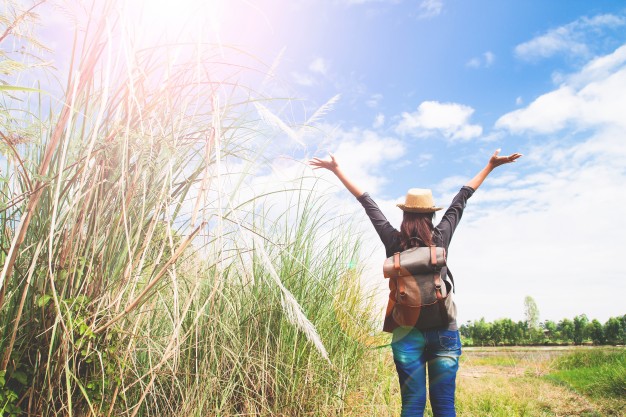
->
<box><xmin>465</xmin><ymin>149</ymin><xmax>522</xmax><ymax>191</ymax></box>
<box><xmin>308</xmin><ymin>153</ymin><xmax>364</xmax><ymax>198</ymax></box>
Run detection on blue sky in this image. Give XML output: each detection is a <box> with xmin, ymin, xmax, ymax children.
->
<box><xmin>221</xmin><ymin>0</ymin><xmax>626</xmax><ymax>323</ymax></box>
<box><xmin>24</xmin><ymin>0</ymin><xmax>626</xmax><ymax>323</ymax></box>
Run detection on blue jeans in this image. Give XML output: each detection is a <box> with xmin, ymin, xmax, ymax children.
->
<box><xmin>391</xmin><ymin>327</ymin><xmax>461</xmax><ymax>417</ymax></box>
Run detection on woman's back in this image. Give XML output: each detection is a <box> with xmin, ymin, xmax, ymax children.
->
<box><xmin>308</xmin><ymin>149</ymin><xmax>521</xmax><ymax>417</ymax></box>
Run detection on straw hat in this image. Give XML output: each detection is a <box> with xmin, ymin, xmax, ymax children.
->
<box><xmin>397</xmin><ymin>188</ymin><xmax>442</xmax><ymax>213</ymax></box>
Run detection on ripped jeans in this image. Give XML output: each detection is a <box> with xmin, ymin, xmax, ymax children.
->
<box><xmin>391</xmin><ymin>327</ymin><xmax>462</xmax><ymax>417</ymax></box>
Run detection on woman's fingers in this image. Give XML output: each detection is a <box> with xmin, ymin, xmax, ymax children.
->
<box><xmin>308</xmin><ymin>153</ymin><xmax>337</xmax><ymax>170</ymax></box>
<box><xmin>308</xmin><ymin>157</ymin><xmax>332</xmax><ymax>170</ymax></box>
<box><xmin>489</xmin><ymin>151</ymin><xmax>522</xmax><ymax>167</ymax></box>
<box><xmin>497</xmin><ymin>153</ymin><xmax>522</xmax><ymax>165</ymax></box>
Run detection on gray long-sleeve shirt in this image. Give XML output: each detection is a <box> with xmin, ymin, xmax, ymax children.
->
<box><xmin>356</xmin><ymin>186</ymin><xmax>475</xmax><ymax>330</ymax></box>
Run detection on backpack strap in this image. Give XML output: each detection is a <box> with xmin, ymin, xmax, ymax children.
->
<box><xmin>429</xmin><ymin>246</ymin><xmax>437</xmax><ymax>266</ymax></box>
<box><xmin>429</xmin><ymin>245</ymin><xmax>444</xmax><ymax>299</ymax></box>
<box><xmin>435</xmin><ymin>273</ymin><xmax>449</xmax><ymax>325</ymax></box>
<box><xmin>433</xmin><ymin>245</ymin><xmax>455</xmax><ymax>294</ymax></box>
<box><xmin>431</xmin><ymin>246</ymin><xmax>450</xmax><ymax>323</ymax></box>
<box><xmin>430</xmin><ymin>245</ymin><xmax>444</xmax><ymax>296</ymax></box>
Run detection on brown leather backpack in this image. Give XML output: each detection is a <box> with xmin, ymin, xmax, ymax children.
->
<box><xmin>382</xmin><ymin>246</ymin><xmax>454</xmax><ymax>333</ymax></box>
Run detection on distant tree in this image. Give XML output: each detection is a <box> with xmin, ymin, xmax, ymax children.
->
<box><xmin>461</xmin><ymin>315</ymin><xmax>624</xmax><ymax>347</ymax></box>
<box><xmin>541</xmin><ymin>320</ymin><xmax>557</xmax><ymax>342</ymax></box>
<box><xmin>524</xmin><ymin>296</ymin><xmax>540</xmax><ymax>329</ymax></box>
<box><xmin>605</xmin><ymin>317</ymin><xmax>623</xmax><ymax>345</ymax></box>
<box><xmin>499</xmin><ymin>318</ymin><xmax>522</xmax><ymax>345</ymax></box>
<box><xmin>529</xmin><ymin>327</ymin><xmax>545</xmax><ymax>344</ymax></box>
<box><xmin>491</xmin><ymin>320</ymin><xmax>505</xmax><ymax>345</ymax></box>
<box><xmin>558</xmin><ymin>318</ymin><xmax>575</xmax><ymax>343</ymax></box>
<box><xmin>517</xmin><ymin>320</ymin><xmax>528</xmax><ymax>342</ymax></box>
<box><xmin>471</xmin><ymin>318</ymin><xmax>492</xmax><ymax>346</ymax></box>
<box><xmin>587</xmin><ymin>319</ymin><xmax>605</xmax><ymax>345</ymax></box>
<box><xmin>542</xmin><ymin>320</ymin><xmax>557</xmax><ymax>332</ymax></box>
<box><xmin>573</xmin><ymin>314</ymin><xmax>589</xmax><ymax>345</ymax></box>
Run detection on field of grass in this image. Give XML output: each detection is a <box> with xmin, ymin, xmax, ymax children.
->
<box><xmin>344</xmin><ymin>345</ymin><xmax>626</xmax><ymax>417</ymax></box>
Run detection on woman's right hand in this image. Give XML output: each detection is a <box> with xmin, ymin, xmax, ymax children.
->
<box><xmin>308</xmin><ymin>153</ymin><xmax>364</xmax><ymax>197</ymax></box>
<box><xmin>308</xmin><ymin>153</ymin><xmax>339</xmax><ymax>173</ymax></box>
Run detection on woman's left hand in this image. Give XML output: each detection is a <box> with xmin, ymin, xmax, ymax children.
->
<box><xmin>488</xmin><ymin>149</ymin><xmax>523</xmax><ymax>169</ymax></box>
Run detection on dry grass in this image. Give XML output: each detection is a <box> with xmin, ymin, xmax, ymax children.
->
<box><xmin>344</xmin><ymin>347</ymin><xmax>401</xmax><ymax>417</ymax></box>
<box><xmin>457</xmin><ymin>372</ymin><xmax>598</xmax><ymax>417</ymax></box>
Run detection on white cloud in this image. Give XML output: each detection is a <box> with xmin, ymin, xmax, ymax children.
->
<box><xmin>417</xmin><ymin>0</ymin><xmax>443</xmax><ymax>19</ymax></box>
<box><xmin>479</xmin><ymin>131</ymin><xmax>505</xmax><ymax>143</ymax></box>
<box><xmin>251</xmin><ymin>124</ymin><xmax>406</xmax><ymax>201</ymax></box>
<box><xmin>222</xmin><ymin>121</ymin><xmax>407</xmax><ymax>238</ymax></box>
<box><xmin>496</xmin><ymin>86</ymin><xmax>581</xmax><ymax>134</ymax></box>
<box><xmin>365</xmin><ymin>93</ymin><xmax>383</xmax><ymax>108</ymax></box>
<box><xmin>291</xmin><ymin>71</ymin><xmax>316</xmax><ymax>86</ymax></box>
<box><xmin>309</xmin><ymin>57</ymin><xmax>330</xmax><ymax>75</ymax></box>
<box><xmin>516</xmin><ymin>28</ymin><xmax>588</xmax><ymax>61</ymax></box>
<box><xmin>395</xmin><ymin>101</ymin><xmax>483</xmax><ymax>141</ymax></box>
<box><xmin>514</xmin><ymin>13</ymin><xmax>625</xmax><ymax>61</ymax></box>
<box><xmin>416</xmin><ymin>153</ymin><xmax>432</xmax><ymax>168</ymax></box>
<box><xmin>568</xmin><ymin>42</ymin><xmax>626</xmax><ymax>85</ymax></box>
<box><xmin>497</xmin><ymin>44</ymin><xmax>626</xmax><ymax>134</ymax></box>
<box><xmin>515</xmin><ymin>96</ymin><xmax>523</xmax><ymax>105</ymax></box>
<box><xmin>466</xmin><ymin>51</ymin><xmax>495</xmax><ymax>68</ymax></box>
<box><xmin>484</xmin><ymin>51</ymin><xmax>495</xmax><ymax>66</ymax></box>
<box><xmin>290</xmin><ymin>57</ymin><xmax>332</xmax><ymax>86</ymax></box>
<box><xmin>465</xmin><ymin>57</ymin><xmax>481</xmax><ymax>69</ymax></box>
<box><xmin>330</xmin><ymin>128</ymin><xmax>406</xmax><ymax>195</ymax></box>
<box><xmin>372</xmin><ymin>112</ymin><xmax>385</xmax><ymax>128</ymax></box>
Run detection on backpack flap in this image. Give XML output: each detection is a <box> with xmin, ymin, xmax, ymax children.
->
<box><xmin>382</xmin><ymin>246</ymin><xmax>451</xmax><ymax>331</ymax></box>
<box><xmin>383</xmin><ymin>246</ymin><xmax>446</xmax><ymax>278</ymax></box>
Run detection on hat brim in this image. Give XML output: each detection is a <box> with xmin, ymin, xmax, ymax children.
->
<box><xmin>397</xmin><ymin>204</ymin><xmax>443</xmax><ymax>213</ymax></box>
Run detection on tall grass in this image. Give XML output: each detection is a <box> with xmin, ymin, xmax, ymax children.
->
<box><xmin>0</xmin><ymin>1</ymin><xmax>381</xmax><ymax>415</ymax></box>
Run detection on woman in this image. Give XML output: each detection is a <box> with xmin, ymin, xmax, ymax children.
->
<box><xmin>309</xmin><ymin>149</ymin><xmax>522</xmax><ymax>417</ymax></box>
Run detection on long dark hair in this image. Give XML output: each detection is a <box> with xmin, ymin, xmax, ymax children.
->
<box><xmin>399</xmin><ymin>211</ymin><xmax>435</xmax><ymax>250</ymax></box>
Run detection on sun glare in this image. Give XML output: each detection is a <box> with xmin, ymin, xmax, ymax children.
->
<box><xmin>122</xmin><ymin>0</ymin><xmax>279</xmax><ymax>52</ymax></box>
<box><xmin>141</xmin><ymin>0</ymin><xmax>220</xmax><ymax>23</ymax></box>
<box><xmin>124</xmin><ymin>0</ymin><xmax>224</xmax><ymax>43</ymax></box>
